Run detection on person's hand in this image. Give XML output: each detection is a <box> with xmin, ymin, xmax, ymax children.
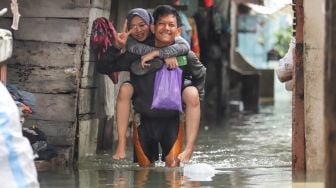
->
<box><xmin>113</xmin><ymin>19</ymin><xmax>135</xmax><ymax>49</ymax></box>
<box><xmin>141</xmin><ymin>50</ymin><xmax>159</xmax><ymax>68</ymax></box>
<box><xmin>164</xmin><ymin>57</ymin><xmax>178</xmax><ymax>69</ymax></box>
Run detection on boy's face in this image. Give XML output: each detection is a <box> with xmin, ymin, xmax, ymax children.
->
<box><xmin>151</xmin><ymin>14</ymin><xmax>182</xmax><ymax>47</ymax></box>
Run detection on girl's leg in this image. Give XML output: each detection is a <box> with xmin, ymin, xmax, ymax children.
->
<box><xmin>113</xmin><ymin>82</ymin><xmax>134</xmax><ymax>160</ymax></box>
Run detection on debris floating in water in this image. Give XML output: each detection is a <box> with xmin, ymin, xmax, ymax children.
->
<box><xmin>183</xmin><ymin>163</ymin><xmax>218</xmax><ymax>181</ymax></box>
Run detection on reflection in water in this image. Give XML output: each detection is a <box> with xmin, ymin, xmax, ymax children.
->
<box><xmin>132</xmin><ymin>168</ymin><xmax>198</xmax><ymax>188</ymax></box>
<box><xmin>39</xmin><ymin>82</ymin><xmax>324</xmax><ymax>187</ymax></box>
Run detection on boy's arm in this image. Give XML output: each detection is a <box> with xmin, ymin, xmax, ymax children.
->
<box><xmin>159</xmin><ymin>36</ymin><xmax>190</xmax><ymax>58</ymax></box>
<box><xmin>126</xmin><ymin>37</ymin><xmax>157</xmax><ymax>55</ymax></box>
<box><xmin>186</xmin><ymin>51</ymin><xmax>207</xmax><ymax>100</ymax></box>
<box><xmin>126</xmin><ymin>36</ymin><xmax>190</xmax><ymax>58</ymax></box>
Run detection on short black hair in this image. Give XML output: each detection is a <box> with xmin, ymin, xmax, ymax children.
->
<box><xmin>152</xmin><ymin>5</ymin><xmax>182</xmax><ymax>27</ymax></box>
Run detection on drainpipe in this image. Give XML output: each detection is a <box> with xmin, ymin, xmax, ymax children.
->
<box><xmin>292</xmin><ymin>0</ymin><xmax>306</xmax><ymax>173</ymax></box>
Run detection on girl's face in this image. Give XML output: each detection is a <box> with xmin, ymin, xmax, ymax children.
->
<box><xmin>129</xmin><ymin>16</ymin><xmax>150</xmax><ymax>42</ymax></box>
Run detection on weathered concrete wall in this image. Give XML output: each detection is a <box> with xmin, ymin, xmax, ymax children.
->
<box><xmin>304</xmin><ymin>0</ymin><xmax>325</xmax><ymax>171</ymax></box>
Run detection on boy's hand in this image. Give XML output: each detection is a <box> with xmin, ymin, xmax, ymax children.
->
<box><xmin>164</xmin><ymin>57</ymin><xmax>178</xmax><ymax>69</ymax></box>
<box><xmin>113</xmin><ymin>19</ymin><xmax>135</xmax><ymax>49</ymax></box>
<box><xmin>141</xmin><ymin>50</ymin><xmax>159</xmax><ymax>68</ymax></box>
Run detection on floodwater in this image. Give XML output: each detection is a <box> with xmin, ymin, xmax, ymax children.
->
<box><xmin>38</xmin><ymin>80</ymin><xmax>324</xmax><ymax>187</ymax></box>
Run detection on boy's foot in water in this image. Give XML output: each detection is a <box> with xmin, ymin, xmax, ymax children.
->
<box><xmin>178</xmin><ymin>148</ymin><xmax>193</xmax><ymax>164</ymax></box>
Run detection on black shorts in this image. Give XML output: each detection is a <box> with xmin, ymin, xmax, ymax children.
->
<box><xmin>134</xmin><ymin>115</ymin><xmax>180</xmax><ymax>163</ymax></box>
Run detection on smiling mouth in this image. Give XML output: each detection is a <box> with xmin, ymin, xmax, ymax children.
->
<box><xmin>160</xmin><ymin>32</ymin><xmax>171</xmax><ymax>36</ymax></box>
<box><xmin>135</xmin><ymin>34</ymin><xmax>144</xmax><ymax>39</ymax></box>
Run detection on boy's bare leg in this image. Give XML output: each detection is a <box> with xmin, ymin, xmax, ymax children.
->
<box><xmin>113</xmin><ymin>83</ymin><xmax>134</xmax><ymax>160</ymax></box>
<box><xmin>178</xmin><ymin>86</ymin><xmax>200</xmax><ymax>164</ymax></box>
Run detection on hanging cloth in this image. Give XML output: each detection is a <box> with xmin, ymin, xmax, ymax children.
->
<box><xmin>91</xmin><ymin>17</ymin><xmax>120</xmax><ymax>84</ymax></box>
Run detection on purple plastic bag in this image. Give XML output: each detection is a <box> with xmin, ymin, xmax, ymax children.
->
<box><xmin>151</xmin><ymin>65</ymin><xmax>183</xmax><ymax>112</ymax></box>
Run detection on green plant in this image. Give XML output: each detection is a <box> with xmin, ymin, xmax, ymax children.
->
<box><xmin>274</xmin><ymin>26</ymin><xmax>292</xmax><ymax>57</ymax></box>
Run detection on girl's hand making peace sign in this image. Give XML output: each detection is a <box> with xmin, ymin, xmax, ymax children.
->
<box><xmin>113</xmin><ymin>19</ymin><xmax>135</xmax><ymax>49</ymax></box>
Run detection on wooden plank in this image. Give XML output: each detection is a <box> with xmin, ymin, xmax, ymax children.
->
<box><xmin>7</xmin><ymin>64</ymin><xmax>77</xmax><ymax>94</ymax></box>
<box><xmin>97</xmin><ymin>117</ymin><xmax>114</xmax><ymax>151</ymax></box>
<box><xmin>0</xmin><ymin>18</ymin><xmax>87</xmax><ymax>44</ymax></box>
<box><xmin>0</xmin><ymin>0</ymin><xmax>90</xmax><ymax>18</ymax></box>
<box><xmin>83</xmin><ymin>42</ymin><xmax>96</xmax><ymax>63</ymax></box>
<box><xmin>81</xmin><ymin>61</ymin><xmax>96</xmax><ymax>88</ymax></box>
<box><xmin>30</xmin><ymin>93</ymin><xmax>76</xmax><ymax>122</ymax></box>
<box><xmin>55</xmin><ymin>146</ymin><xmax>73</xmax><ymax>166</ymax></box>
<box><xmin>325</xmin><ymin>0</ymin><xmax>336</xmax><ymax>187</ymax></box>
<box><xmin>292</xmin><ymin>0</ymin><xmax>305</xmax><ymax>172</ymax></box>
<box><xmin>79</xmin><ymin>88</ymin><xmax>96</xmax><ymax>115</ymax></box>
<box><xmin>78</xmin><ymin>119</ymin><xmax>99</xmax><ymax>159</ymax></box>
<box><xmin>8</xmin><ymin>41</ymin><xmax>82</xmax><ymax>68</ymax></box>
<box><xmin>91</xmin><ymin>0</ymin><xmax>111</xmax><ymax>10</ymax></box>
<box><xmin>91</xmin><ymin>0</ymin><xmax>105</xmax><ymax>9</ymax></box>
<box><xmin>75</xmin><ymin>0</ymin><xmax>91</xmax><ymax>7</ymax></box>
<box><xmin>0</xmin><ymin>18</ymin><xmax>13</xmax><ymax>30</ymax></box>
<box><xmin>24</xmin><ymin>119</ymin><xmax>75</xmax><ymax>146</ymax></box>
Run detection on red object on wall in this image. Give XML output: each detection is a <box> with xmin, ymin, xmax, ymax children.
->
<box><xmin>171</xmin><ymin>0</ymin><xmax>180</xmax><ymax>5</ymax></box>
<box><xmin>203</xmin><ymin>0</ymin><xmax>213</xmax><ymax>8</ymax></box>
